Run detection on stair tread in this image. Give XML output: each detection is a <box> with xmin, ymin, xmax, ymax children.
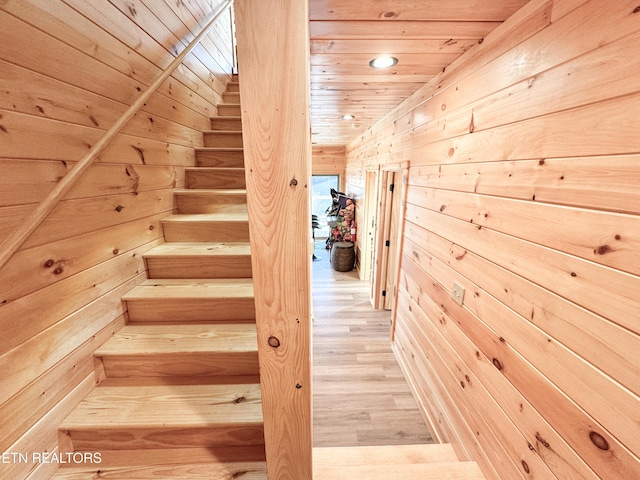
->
<box><xmin>100</xmin><ymin>377</ymin><xmax>260</xmax><ymax>387</ymax></box>
<box><xmin>313</xmin><ymin>444</ymin><xmax>460</xmax><ymax>465</ymax></box>
<box><xmin>203</xmin><ymin>130</ymin><xmax>242</xmax><ymax>134</ymax></box>
<box><xmin>211</xmin><ymin>115</ymin><xmax>241</xmax><ymax>120</ymax></box>
<box><xmin>51</xmin><ymin>460</ymin><xmax>267</xmax><ymax>480</ymax></box>
<box><xmin>96</xmin><ymin>324</ymin><xmax>257</xmax><ymax>356</ymax></box>
<box><xmin>186</xmin><ymin>167</ymin><xmax>245</xmax><ymax>172</ymax></box>
<box><xmin>174</xmin><ymin>189</ymin><xmax>247</xmax><ymax>194</ymax></box>
<box><xmin>195</xmin><ymin>147</ymin><xmax>243</xmax><ymax>151</ymax></box>
<box><xmin>162</xmin><ymin>212</ymin><xmax>248</xmax><ymax>222</ymax></box>
<box><xmin>173</xmin><ymin>188</ymin><xmax>247</xmax><ymax>198</ymax></box>
<box><xmin>144</xmin><ymin>242</ymin><xmax>251</xmax><ymax>258</ymax></box>
<box><xmin>314</xmin><ymin>462</ymin><xmax>485</xmax><ymax>480</ymax></box>
<box><xmin>123</xmin><ymin>278</ymin><xmax>254</xmax><ymax>300</ymax></box>
<box><xmin>60</xmin><ymin>384</ymin><xmax>263</xmax><ymax>429</ymax></box>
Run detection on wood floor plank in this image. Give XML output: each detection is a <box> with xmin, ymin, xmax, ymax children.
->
<box><xmin>311</xmin><ymin>242</ymin><xmax>433</xmax><ymax>447</ymax></box>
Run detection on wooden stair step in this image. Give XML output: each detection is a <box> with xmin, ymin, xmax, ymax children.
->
<box><xmin>223</xmin><ymin>92</ymin><xmax>240</xmax><ymax>104</ymax></box>
<box><xmin>123</xmin><ymin>278</ymin><xmax>255</xmax><ymax>323</ymax></box>
<box><xmin>51</xmin><ymin>447</ymin><xmax>266</xmax><ymax>479</ymax></box>
<box><xmin>174</xmin><ymin>189</ymin><xmax>247</xmax><ymax>214</ymax></box>
<box><xmin>227</xmin><ymin>81</ymin><xmax>240</xmax><ymax>92</ymax></box>
<box><xmin>95</xmin><ymin>323</ymin><xmax>258</xmax><ymax>378</ymax></box>
<box><xmin>313</xmin><ymin>445</ymin><xmax>484</xmax><ymax>480</ymax></box>
<box><xmin>218</xmin><ymin>103</ymin><xmax>241</xmax><ymax>116</ymax></box>
<box><xmin>211</xmin><ymin>115</ymin><xmax>242</xmax><ymax>131</ymax></box>
<box><xmin>314</xmin><ymin>462</ymin><xmax>485</xmax><ymax>480</ymax></box>
<box><xmin>161</xmin><ymin>213</ymin><xmax>249</xmax><ymax>242</ymax></box>
<box><xmin>59</xmin><ymin>384</ymin><xmax>264</xmax><ymax>450</ymax></box>
<box><xmin>313</xmin><ymin>444</ymin><xmax>459</xmax><ymax>466</ymax></box>
<box><xmin>144</xmin><ymin>242</ymin><xmax>252</xmax><ymax>278</ymax></box>
<box><xmin>52</xmin><ymin>460</ymin><xmax>267</xmax><ymax>480</ymax></box>
<box><xmin>203</xmin><ymin>130</ymin><xmax>243</xmax><ymax>148</ymax></box>
<box><xmin>186</xmin><ymin>167</ymin><xmax>246</xmax><ymax>189</ymax></box>
<box><xmin>195</xmin><ymin>148</ymin><xmax>244</xmax><ymax>168</ymax></box>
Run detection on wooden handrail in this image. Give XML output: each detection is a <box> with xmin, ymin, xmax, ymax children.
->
<box><xmin>0</xmin><ymin>0</ymin><xmax>232</xmax><ymax>271</ymax></box>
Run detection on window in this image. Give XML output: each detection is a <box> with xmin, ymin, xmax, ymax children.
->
<box><xmin>311</xmin><ymin>175</ymin><xmax>339</xmax><ymax>238</ymax></box>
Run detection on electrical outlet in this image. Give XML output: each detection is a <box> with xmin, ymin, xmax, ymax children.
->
<box><xmin>452</xmin><ymin>281</ymin><xmax>465</xmax><ymax>306</ymax></box>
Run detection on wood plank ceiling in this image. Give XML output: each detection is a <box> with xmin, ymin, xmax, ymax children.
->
<box><xmin>309</xmin><ymin>0</ymin><xmax>532</xmax><ymax>146</ymax></box>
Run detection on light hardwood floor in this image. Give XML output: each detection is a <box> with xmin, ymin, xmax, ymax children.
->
<box><xmin>312</xmin><ymin>242</ymin><xmax>434</xmax><ymax>447</ymax></box>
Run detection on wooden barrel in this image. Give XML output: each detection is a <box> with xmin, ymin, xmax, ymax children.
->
<box><xmin>331</xmin><ymin>241</ymin><xmax>355</xmax><ymax>272</ymax></box>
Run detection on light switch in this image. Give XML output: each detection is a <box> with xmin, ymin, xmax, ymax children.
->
<box><xmin>452</xmin><ymin>281</ymin><xmax>465</xmax><ymax>306</ymax></box>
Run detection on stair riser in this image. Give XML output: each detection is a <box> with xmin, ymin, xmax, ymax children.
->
<box><xmin>60</xmin><ymin>425</ymin><xmax>265</xmax><ymax>451</ymax></box>
<box><xmin>186</xmin><ymin>171</ymin><xmax>246</xmax><ymax>189</ymax></box>
<box><xmin>175</xmin><ymin>194</ymin><xmax>247</xmax><ymax>214</ymax></box>
<box><xmin>223</xmin><ymin>93</ymin><xmax>240</xmax><ymax>104</ymax></box>
<box><xmin>162</xmin><ymin>221</ymin><xmax>250</xmax><ymax>242</ymax></box>
<box><xmin>146</xmin><ymin>257</ymin><xmax>252</xmax><ymax>279</ymax></box>
<box><xmin>211</xmin><ymin>117</ymin><xmax>242</xmax><ymax>131</ymax></box>
<box><xmin>99</xmin><ymin>353</ymin><xmax>259</xmax><ymax>378</ymax></box>
<box><xmin>218</xmin><ymin>104</ymin><xmax>241</xmax><ymax>116</ymax></box>
<box><xmin>126</xmin><ymin>298</ymin><xmax>256</xmax><ymax>323</ymax></box>
<box><xmin>227</xmin><ymin>82</ymin><xmax>240</xmax><ymax>92</ymax></box>
<box><xmin>204</xmin><ymin>132</ymin><xmax>243</xmax><ymax>148</ymax></box>
<box><xmin>196</xmin><ymin>150</ymin><xmax>244</xmax><ymax>168</ymax></box>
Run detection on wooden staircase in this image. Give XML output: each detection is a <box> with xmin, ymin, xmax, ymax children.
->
<box><xmin>53</xmin><ymin>76</ymin><xmax>269</xmax><ymax>479</ymax></box>
<box><xmin>51</xmin><ymin>76</ymin><xmax>487</xmax><ymax>479</ymax></box>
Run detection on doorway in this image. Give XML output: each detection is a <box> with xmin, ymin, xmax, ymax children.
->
<box><xmin>359</xmin><ymin>170</ymin><xmax>378</xmax><ymax>282</ymax></box>
<box><xmin>311</xmin><ymin>175</ymin><xmax>340</xmax><ymax>239</ymax></box>
<box><xmin>370</xmin><ymin>163</ymin><xmax>408</xmax><ymax>322</ymax></box>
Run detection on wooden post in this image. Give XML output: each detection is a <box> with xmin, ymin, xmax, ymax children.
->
<box><xmin>234</xmin><ymin>1</ymin><xmax>313</xmax><ymax>479</ymax></box>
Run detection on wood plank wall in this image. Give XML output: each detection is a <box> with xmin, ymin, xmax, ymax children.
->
<box><xmin>0</xmin><ymin>1</ymin><xmax>234</xmax><ymax>478</ymax></box>
<box><xmin>343</xmin><ymin>1</ymin><xmax>640</xmax><ymax>479</ymax></box>
<box><xmin>312</xmin><ymin>146</ymin><xmax>346</xmax><ymax>186</ymax></box>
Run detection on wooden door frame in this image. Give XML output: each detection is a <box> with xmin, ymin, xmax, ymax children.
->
<box><xmin>359</xmin><ymin>168</ymin><xmax>378</xmax><ymax>282</ymax></box>
<box><xmin>370</xmin><ymin>162</ymin><xmax>409</xmax><ymax>316</ymax></box>
<box><xmin>388</xmin><ymin>163</ymin><xmax>409</xmax><ymax>342</ymax></box>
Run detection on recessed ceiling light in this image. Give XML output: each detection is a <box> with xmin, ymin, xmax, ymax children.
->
<box><xmin>369</xmin><ymin>56</ymin><xmax>398</xmax><ymax>69</ymax></box>
<box><xmin>341</xmin><ymin>114</ymin><xmax>355</xmax><ymax>120</ymax></box>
